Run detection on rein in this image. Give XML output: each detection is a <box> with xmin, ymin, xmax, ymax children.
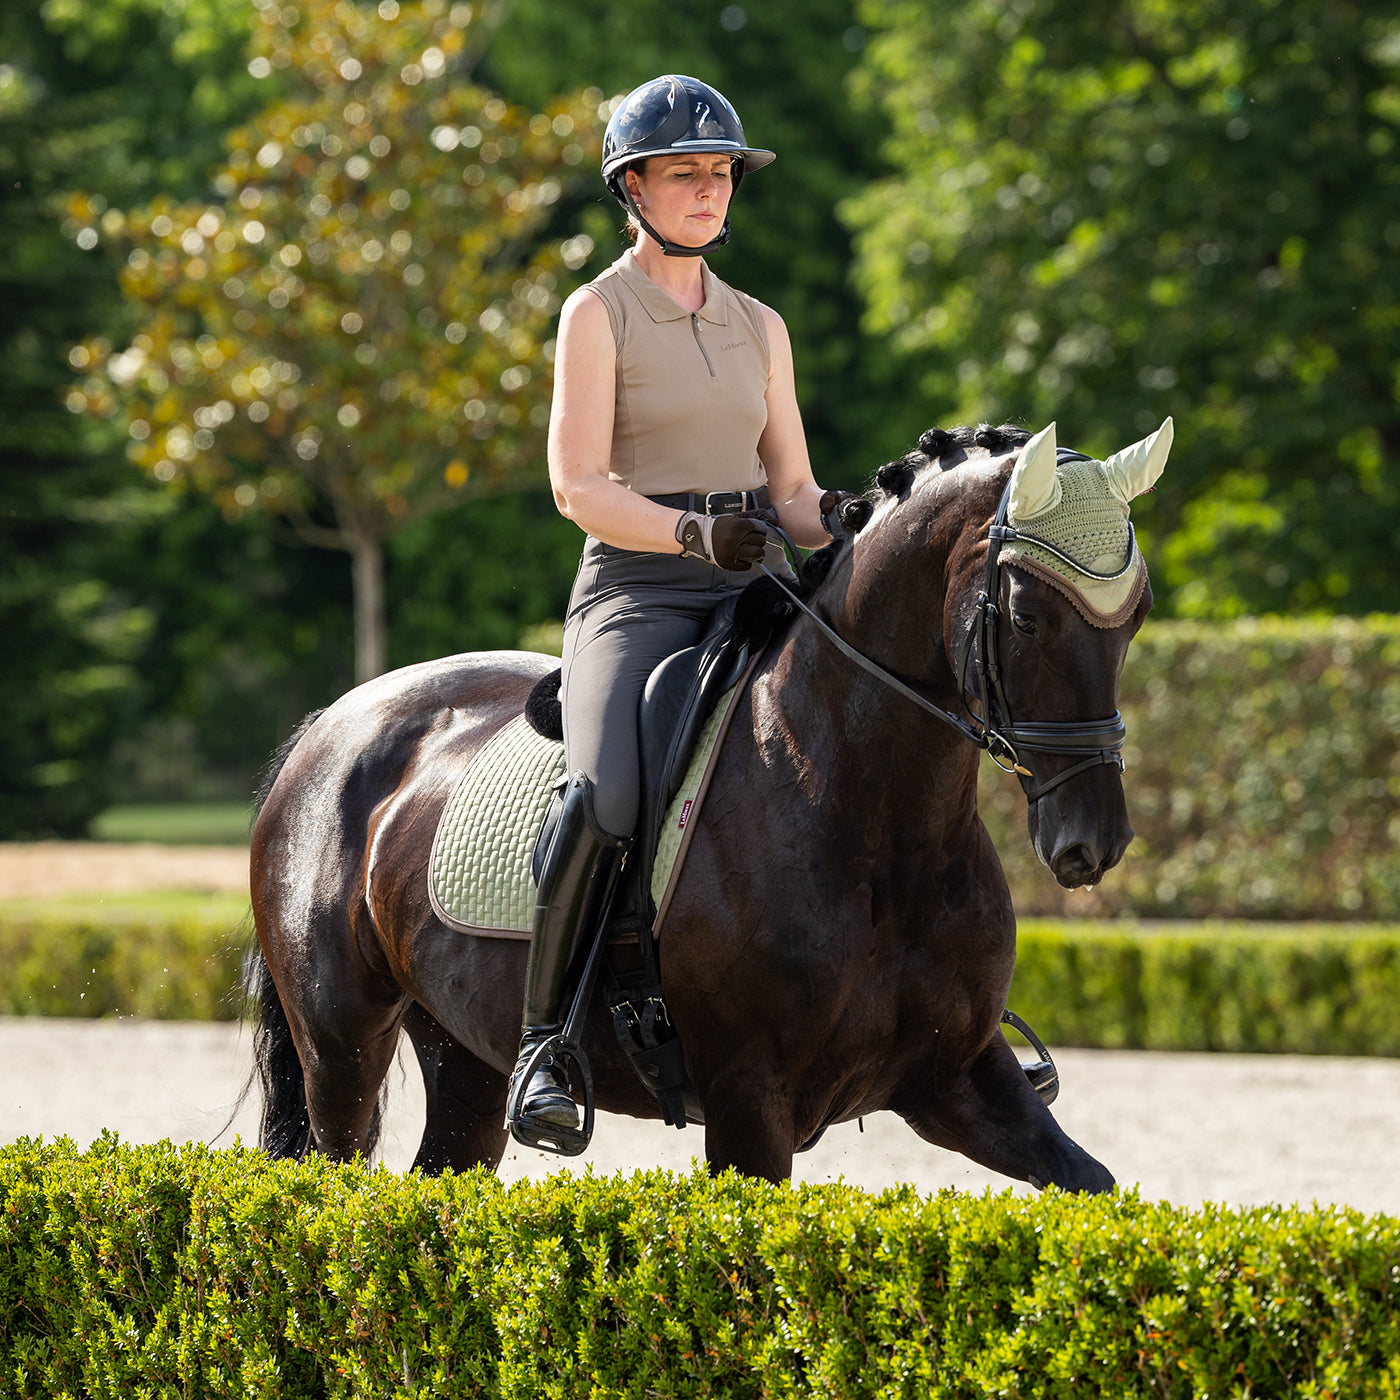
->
<box><xmin>761</xmin><ymin>460</ymin><xmax>1129</xmax><ymax>804</ymax></box>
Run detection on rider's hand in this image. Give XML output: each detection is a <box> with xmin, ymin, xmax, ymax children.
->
<box><xmin>819</xmin><ymin>489</ymin><xmax>873</xmax><ymax>538</ymax></box>
<box><xmin>676</xmin><ymin>511</ymin><xmax>768</xmax><ymax>571</ymax></box>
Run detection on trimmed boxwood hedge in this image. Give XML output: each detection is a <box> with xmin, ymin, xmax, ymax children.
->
<box><xmin>983</xmin><ymin>615</ymin><xmax>1400</xmax><ymax>921</ymax></box>
<box><xmin>2</xmin><ymin>1138</ymin><xmax>1398</xmax><ymax>1399</ymax></box>
<box><xmin>1011</xmin><ymin>919</ymin><xmax>1400</xmax><ymax>1056</ymax></box>
<box><xmin>0</xmin><ymin>898</ymin><xmax>247</xmax><ymax>1020</ymax></box>
<box><xmin>4</xmin><ymin>902</ymin><xmax>1400</xmax><ymax>1057</ymax></box>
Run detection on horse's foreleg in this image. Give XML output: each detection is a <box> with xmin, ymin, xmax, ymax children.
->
<box><xmin>899</xmin><ymin>1034</ymin><xmax>1115</xmax><ymax>1193</ymax></box>
<box><xmin>700</xmin><ymin>1070</ymin><xmax>798</xmax><ymax>1183</ymax></box>
<box><xmin>402</xmin><ymin>1001</ymin><xmax>508</xmax><ymax>1174</ymax></box>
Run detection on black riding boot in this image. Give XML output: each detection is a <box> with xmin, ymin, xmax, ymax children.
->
<box><xmin>507</xmin><ymin>773</ymin><xmax>626</xmax><ymax>1141</ymax></box>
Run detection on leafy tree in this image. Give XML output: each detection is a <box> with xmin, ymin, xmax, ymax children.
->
<box><xmin>0</xmin><ymin>0</ymin><xmax>265</xmax><ymax>835</ymax></box>
<box><xmin>72</xmin><ymin>0</ymin><xmax>603</xmax><ymax>681</ymax></box>
<box><xmin>846</xmin><ymin>0</ymin><xmax>1400</xmax><ymax>616</ymax></box>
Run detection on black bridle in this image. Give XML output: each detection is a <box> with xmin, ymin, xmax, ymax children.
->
<box><xmin>959</xmin><ymin>460</ymin><xmax>1130</xmax><ymax>801</ymax></box>
<box><xmin>761</xmin><ymin>455</ymin><xmax>1132</xmax><ymax>804</ymax></box>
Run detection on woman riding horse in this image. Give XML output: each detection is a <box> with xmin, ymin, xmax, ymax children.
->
<box><xmin>510</xmin><ymin>74</ymin><xmax>864</xmax><ymax>1142</ymax></box>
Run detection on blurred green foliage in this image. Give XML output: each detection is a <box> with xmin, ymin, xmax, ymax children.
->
<box><xmin>0</xmin><ymin>896</ymin><xmax>248</xmax><ymax>1018</ymax></box>
<box><xmin>69</xmin><ymin>0</ymin><xmax>603</xmax><ymax>683</ymax></box>
<box><xmin>4</xmin><ymin>0</ymin><xmax>1398</xmax><ymax>847</ymax></box>
<box><xmin>1</xmin><ymin>0</ymin><xmax>259</xmax><ymax>835</ymax></box>
<box><xmin>985</xmin><ymin>616</ymin><xmax>1400</xmax><ymax>921</ymax></box>
<box><xmin>6</xmin><ymin>896</ymin><xmax>1399</xmax><ymax>1057</ymax></box>
<box><xmin>87</xmin><ymin>801</ymin><xmax>253</xmax><ymax>844</ymax></box>
<box><xmin>1012</xmin><ymin>919</ymin><xmax>1400</xmax><ymax>1055</ymax></box>
<box><xmin>847</xmin><ymin>0</ymin><xmax>1400</xmax><ymax>616</ymax></box>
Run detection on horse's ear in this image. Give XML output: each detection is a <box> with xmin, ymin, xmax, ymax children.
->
<box><xmin>1102</xmin><ymin>416</ymin><xmax>1173</xmax><ymax>503</ymax></box>
<box><xmin>1007</xmin><ymin>422</ymin><xmax>1060</xmax><ymax>523</ymax></box>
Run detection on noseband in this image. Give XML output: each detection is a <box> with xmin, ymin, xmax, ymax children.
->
<box><xmin>761</xmin><ymin>453</ymin><xmax>1130</xmax><ymax>804</ymax></box>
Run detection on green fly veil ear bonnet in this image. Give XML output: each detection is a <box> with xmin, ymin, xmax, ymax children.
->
<box><xmin>1002</xmin><ymin>419</ymin><xmax>1174</xmax><ymax>627</ymax></box>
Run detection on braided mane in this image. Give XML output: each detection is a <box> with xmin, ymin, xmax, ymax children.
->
<box><xmin>873</xmin><ymin>423</ymin><xmax>1032</xmax><ymax>501</ymax></box>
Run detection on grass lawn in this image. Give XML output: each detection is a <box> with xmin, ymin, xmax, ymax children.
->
<box><xmin>89</xmin><ymin>803</ymin><xmax>254</xmax><ymax>846</ymax></box>
<box><xmin>0</xmin><ymin>890</ymin><xmax>251</xmax><ymax>924</ymax></box>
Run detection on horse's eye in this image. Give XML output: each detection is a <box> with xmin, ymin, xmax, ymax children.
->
<box><xmin>1012</xmin><ymin>612</ymin><xmax>1037</xmax><ymax>636</ymax></box>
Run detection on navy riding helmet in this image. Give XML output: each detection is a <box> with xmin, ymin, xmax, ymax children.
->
<box><xmin>601</xmin><ymin>74</ymin><xmax>775</xmax><ymax>257</ymax></box>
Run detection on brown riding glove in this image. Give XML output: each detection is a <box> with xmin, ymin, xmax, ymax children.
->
<box><xmin>676</xmin><ymin>511</ymin><xmax>768</xmax><ymax>571</ymax></box>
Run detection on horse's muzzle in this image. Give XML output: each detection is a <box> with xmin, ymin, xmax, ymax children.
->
<box><xmin>1028</xmin><ymin>780</ymin><xmax>1134</xmax><ymax>889</ymax></box>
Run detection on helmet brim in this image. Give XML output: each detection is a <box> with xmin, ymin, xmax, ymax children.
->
<box><xmin>602</xmin><ymin>143</ymin><xmax>776</xmax><ymax>179</ymax></box>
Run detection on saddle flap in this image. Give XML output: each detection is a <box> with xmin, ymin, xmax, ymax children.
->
<box><xmin>615</xmin><ymin>600</ymin><xmax>751</xmax><ymax>930</ymax></box>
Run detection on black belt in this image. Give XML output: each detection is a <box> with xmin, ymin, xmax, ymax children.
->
<box><xmin>648</xmin><ymin>487</ymin><xmax>769</xmax><ymax>516</ymax></box>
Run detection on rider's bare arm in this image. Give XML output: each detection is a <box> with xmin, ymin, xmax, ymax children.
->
<box><xmin>547</xmin><ymin>289</ymin><xmax>692</xmax><ymax>554</ymax></box>
<box><xmin>756</xmin><ymin>304</ymin><xmax>829</xmax><ymax>550</ymax></box>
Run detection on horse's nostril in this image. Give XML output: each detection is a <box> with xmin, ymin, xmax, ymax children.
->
<box><xmin>1051</xmin><ymin>843</ymin><xmax>1101</xmax><ymax>888</ymax></box>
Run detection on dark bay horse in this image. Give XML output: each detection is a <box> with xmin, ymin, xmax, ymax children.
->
<box><xmin>249</xmin><ymin>418</ymin><xmax>1172</xmax><ymax>1190</ymax></box>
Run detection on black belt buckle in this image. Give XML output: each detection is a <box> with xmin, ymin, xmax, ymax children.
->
<box><xmin>704</xmin><ymin>490</ymin><xmax>749</xmax><ymax>515</ymax></box>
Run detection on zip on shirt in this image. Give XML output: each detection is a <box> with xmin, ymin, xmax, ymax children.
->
<box><xmin>690</xmin><ymin>313</ymin><xmax>716</xmax><ymax>378</ymax></box>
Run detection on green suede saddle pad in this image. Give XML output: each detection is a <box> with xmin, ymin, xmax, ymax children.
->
<box><xmin>428</xmin><ymin>688</ymin><xmax>739</xmax><ymax>939</ymax></box>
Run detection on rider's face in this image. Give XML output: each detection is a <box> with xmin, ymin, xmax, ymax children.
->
<box><xmin>625</xmin><ymin>154</ymin><xmax>734</xmax><ymax>248</ymax></box>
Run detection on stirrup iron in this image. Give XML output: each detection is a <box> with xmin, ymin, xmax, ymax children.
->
<box><xmin>1002</xmin><ymin>1007</ymin><xmax>1060</xmax><ymax>1106</ymax></box>
<box><xmin>505</xmin><ymin>1032</ymin><xmax>595</xmax><ymax>1155</ymax></box>
<box><xmin>507</xmin><ymin>860</ymin><xmax>617</xmax><ymax>1154</ymax></box>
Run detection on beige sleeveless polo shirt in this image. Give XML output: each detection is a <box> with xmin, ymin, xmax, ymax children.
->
<box><xmin>583</xmin><ymin>251</ymin><xmax>771</xmax><ymax>497</ymax></box>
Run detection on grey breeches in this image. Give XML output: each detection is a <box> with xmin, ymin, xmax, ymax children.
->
<box><xmin>560</xmin><ymin>537</ymin><xmax>754</xmax><ymax>840</ymax></box>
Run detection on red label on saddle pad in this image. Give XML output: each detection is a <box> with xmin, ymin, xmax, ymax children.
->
<box><xmin>678</xmin><ymin>799</ymin><xmax>693</xmax><ymax>830</ymax></box>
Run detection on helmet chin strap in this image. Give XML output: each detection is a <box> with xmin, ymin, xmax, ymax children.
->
<box><xmin>621</xmin><ymin>188</ymin><xmax>731</xmax><ymax>257</ymax></box>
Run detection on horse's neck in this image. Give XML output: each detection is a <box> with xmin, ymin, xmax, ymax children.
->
<box><xmin>751</xmin><ymin>583</ymin><xmax>983</xmax><ymax>836</ymax></box>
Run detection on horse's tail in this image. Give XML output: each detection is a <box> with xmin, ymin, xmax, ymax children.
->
<box><xmin>245</xmin><ymin>946</ymin><xmax>313</xmax><ymax>1158</ymax></box>
<box><xmin>243</xmin><ymin>707</ymin><xmax>326</xmax><ymax>1159</ymax></box>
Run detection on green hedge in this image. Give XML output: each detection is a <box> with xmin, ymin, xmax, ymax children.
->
<box><xmin>2</xmin><ymin>1139</ymin><xmax>1398</xmax><ymax>1399</ymax></box>
<box><xmin>0</xmin><ymin>896</ymin><xmax>248</xmax><ymax>1019</ymax></box>
<box><xmin>983</xmin><ymin>615</ymin><xmax>1400</xmax><ymax>921</ymax></box>
<box><xmin>4</xmin><ymin>903</ymin><xmax>1400</xmax><ymax>1058</ymax></box>
<box><xmin>1011</xmin><ymin>920</ymin><xmax>1400</xmax><ymax>1056</ymax></box>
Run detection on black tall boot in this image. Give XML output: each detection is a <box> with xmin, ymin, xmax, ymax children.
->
<box><xmin>507</xmin><ymin>773</ymin><xmax>626</xmax><ymax>1141</ymax></box>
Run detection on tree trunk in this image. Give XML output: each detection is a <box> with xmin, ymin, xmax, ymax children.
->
<box><xmin>349</xmin><ymin>531</ymin><xmax>386</xmax><ymax>684</ymax></box>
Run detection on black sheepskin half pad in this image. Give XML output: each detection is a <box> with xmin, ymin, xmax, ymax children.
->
<box><xmin>524</xmin><ymin>669</ymin><xmax>564</xmax><ymax>741</ymax></box>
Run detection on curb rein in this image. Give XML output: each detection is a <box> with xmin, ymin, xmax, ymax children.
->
<box><xmin>760</xmin><ymin>464</ymin><xmax>1130</xmax><ymax>804</ymax></box>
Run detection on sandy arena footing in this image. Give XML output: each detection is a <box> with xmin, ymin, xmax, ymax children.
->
<box><xmin>3</xmin><ymin>1016</ymin><xmax>1397</xmax><ymax>1212</ymax></box>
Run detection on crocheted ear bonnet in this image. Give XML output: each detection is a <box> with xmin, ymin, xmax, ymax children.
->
<box><xmin>1003</xmin><ymin>420</ymin><xmax>1173</xmax><ymax>628</ymax></box>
